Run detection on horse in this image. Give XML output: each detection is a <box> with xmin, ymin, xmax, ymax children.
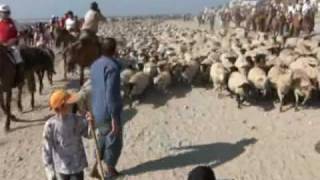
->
<box><xmin>270</xmin><ymin>11</ymin><xmax>287</xmax><ymax>36</ymax></box>
<box><xmin>0</xmin><ymin>45</ymin><xmax>23</xmax><ymax>131</ymax></box>
<box><xmin>19</xmin><ymin>26</ymin><xmax>34</xmax><ymax>46</ymax></box>
<box><xmin>302</xmin><ymin>10</ymin><xmax>315</xmax><ymax>34</ymax></box>
<box><xmin>18</xmin><ymin>46</ymin><xmax>56</xmax><ymax>111</ymax></box>
<box><xmin>291</xmin><ymin>14</ymin><xmax>303</xmax><ymax>36</ymax></box>
<box><xmin>63</xmin><ymin>32</ymin><xmax>101</xmax><ymax>85</ymax></box>
<box><xmin>52</xmin><ymin>26</ymin><xmax>77</xmax><ymax>79</ymax></box>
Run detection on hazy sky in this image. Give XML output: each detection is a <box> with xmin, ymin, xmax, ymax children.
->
<box><xmin>1</xmin><ymin>0</ymin><xmax>227</xmax><ymax>19</ymax></box>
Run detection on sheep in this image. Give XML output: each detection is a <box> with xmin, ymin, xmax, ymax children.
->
<box><xmin>181</xmin><ymin>60</ymin><xmax>200</xmax><ymax>84</ymax></box>
<box><xmin>210</xmin><ymin>62</ymin><xmax>229</xmax><ymax>97</ymax></box>
<box><xmin>169</xmin><ymin>61</ymin><xmax>184</xmax><ymax>83</ymax></box>
<box><xmin>228</xmin><ymin>71</ymin><xmax>251</xmax><ymax>108</ymax></box>
<box><xmin>153</xmin><ymin>71</ymin><xmax>172</xmax><ymax>93</ymax></box>
<box><xmin>292</xmin><ymin>69</ymin><xmax>315</xmax><ymax>111</ymax></box>
<box><xmin>143</xmin><ymin>61</ymin><xmax>158</xmax><ymax>80</ymax></box>
<box><xmin>248</xmin><ymin>66</ymin><xmax>269</xmax><ymax>97</ymax></box>
<box><xmin>121</xmin><ymin>68</ymin><xmax>136</xmax><ymax>97</ymax></box>
<box><xmin>220</xmin><ymin>52</ymin><xmax>237</xmax><ymax>71</ymax></box>
<box><xmin>268</xmin><ymin>66</ymin><xmax>293</xmax><ymax>112</ymax></box>
<box><xmin>235</xmin><ymin>49</ymin><xmax>251</xmax><ymax>76</ymax></box>
<box><xmin>128</xmin><ymin>72</ymin><xmax>150</xmax><ymax>106</ymax></box>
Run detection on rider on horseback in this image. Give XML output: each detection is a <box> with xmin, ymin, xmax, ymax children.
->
<box><xmin>81</xmin><ymin>2</ymin><xmax>106</xmax><ymax>37</ymax></box>
<box><xmin>0</xmin><ymin>4</ymin><xmax>24</xmax><ymax>85</ymax></box>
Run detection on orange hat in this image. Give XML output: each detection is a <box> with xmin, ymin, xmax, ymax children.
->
<box><xmin>49</xmin><ymin>89</ymin><xmax>79</xmax><ymax>109</ymax></box>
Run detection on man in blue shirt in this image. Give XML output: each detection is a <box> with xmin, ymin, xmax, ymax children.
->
<box><xmin>90</xmin><ymin>38</ymin><xmax>123</xmax><ymax>178</ymax></box>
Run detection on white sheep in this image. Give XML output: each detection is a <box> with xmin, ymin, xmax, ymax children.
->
<box><xmin>292</xmin><ymin>69</ymin><xmax>315</xmax><ymax>111</ymax></box>
<box><xmin>228</xmin><ymin>71</ymin><xmax>251</xmax><ymax>108</ymax></box>
<box><xmin>248</xmin><ymin>66</ymin><xmax>269</xmax><ymax>96</ymax></box>
<box><xmin>268</xmin><ymin>66</ymin><xmax>293</xmax><ymax>112</ymax></box>
<box><xmin>210</xmin><ymin>62</ymin><xmax>229</xmax><ymax>96</ymax></box>
<box><xmin>128</xmin><ymin>72</ymin><xmax>150</xmax><ymax>105</ymax></box>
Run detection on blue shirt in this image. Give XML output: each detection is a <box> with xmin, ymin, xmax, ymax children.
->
<box><xmin>90</xmin><ymin>55</ymin><xmax>122</xmax><ymax>126</ymax></box>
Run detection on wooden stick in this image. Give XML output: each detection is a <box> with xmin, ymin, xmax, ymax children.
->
<box><xmin>90</xmin><ymin>124</ymin><xmax>107</xmax><ymax>180</ymax></box>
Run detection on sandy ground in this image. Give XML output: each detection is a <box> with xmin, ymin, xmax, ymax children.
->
<box><xmin>1</xmin><ymin>20</ymin><xmax>320</xmax><ymax>180</ymax></box>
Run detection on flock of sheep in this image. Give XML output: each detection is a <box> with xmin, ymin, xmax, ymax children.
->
<box><xmin>74</xmin><ymin>20</ymin><xmax>320</xmax><ymax>112</ymax></box>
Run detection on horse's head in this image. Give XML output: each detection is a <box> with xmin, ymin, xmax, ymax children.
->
<box><xmin>54</xmin><ymin>27</ymin><xmax>74</xmax><ymax>48</ymax></box>
<box><xmin>63</xmin><ymin>42</ymin><xmax>82</xmax><ymax>72</ymax></box>
<box><xmin>64</xmin><ymin>37</ymin><xmax>101</xmax><ymax>70</ymax></box>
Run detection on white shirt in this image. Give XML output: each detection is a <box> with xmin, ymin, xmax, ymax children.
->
<box><xmin>288</xmin><ymin>5</ymin><xmax>296</xmax><ymax>14</ymax></box>
<box><xmin>295</xmin><ymin>4</ymin><xmax>302</xmax><ymax>12</ymax></box>
<box><xmin>65</xmin><ymin>18</ymin><xmax>76</xmax><ymax>31</ymax></box>
<box><xmin>302</xmin><ymin>3</ymin><xmax>312</xmax><ymax>15</ymax></box>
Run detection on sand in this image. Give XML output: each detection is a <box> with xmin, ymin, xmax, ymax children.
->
<box><xmin>1</xmin><ymin>20</ymin><xmax>320</xmax><ymax>180</ymax></box>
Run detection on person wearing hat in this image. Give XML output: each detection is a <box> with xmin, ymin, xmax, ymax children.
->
<box><xmin>0</xmin><ymin>4</ymin><xmax>24</xmax><ymax>84</ymax></box>
<box><xmin>42</xmin><ymin>89</ymin><xmax>94</xmax><ymax>180</ymax></box>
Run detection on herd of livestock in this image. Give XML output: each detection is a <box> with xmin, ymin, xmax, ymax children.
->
<box><xmin>66</xmin><ymin>20</ymin><xmax>320</xmax><ymax>116</ymax></box>
<box><xmin>3</xmin><ymin>17</ymin><xmax>320</xmax><ymax>131</ymax></box>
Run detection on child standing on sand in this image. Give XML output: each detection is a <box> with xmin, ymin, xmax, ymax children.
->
<box><xmin>42</xmin><ymin>89</ymin><xmax>93</xmax><ymax>180</ymax></box>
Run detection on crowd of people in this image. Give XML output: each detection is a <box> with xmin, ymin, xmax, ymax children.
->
<box><xmin>197</xmin><ymin>0</ymin><xmax>319</xmax><ymax>36</ymax></box>
<box><xmin>4</xmin><ymin>0</ymin><xmax>319</xmax><ymax>180</ymax></box>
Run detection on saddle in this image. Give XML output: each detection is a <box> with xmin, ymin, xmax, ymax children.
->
<box><xmin>5</xmin><ymin>48</ymin><xmax>24</xmax><ymax>86</ymax></box>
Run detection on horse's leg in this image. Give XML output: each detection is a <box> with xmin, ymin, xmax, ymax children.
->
<box><xmin>47</xmin><ymin>71</ymin><xmax>53</xmax><ymax>86</ymax></box>
<box><xmin>4</xmin><ymin>90</ymin><xmax>12</xmax><ymax>131</ymax></box>
<box><xmin>0</xmin><ymin>89</ymin><xmax>5</xmax><ymax>112</ymax></box>
<box><xmin>36</xmin><ymin>71</ymin><xmax>43</xmax><ymax>95</ymax></box>
<box><xmin>26</xmin><ymin>72</ymin><xmax>36</xmax><ymax>109</ymax></box>
<box><xmin>80</xmin><ymin>66</ymin><xmax>85</xmax><ymax>86</ymax></box>
<box><xmin>63</xmin><ymin>55</ymin><xmax>67</xmax><ymax>80</ymax></box>
<box><xmin>17</xmin><ymin>84</ymin><xmax>23</xmax><ymax>112</ymax></box>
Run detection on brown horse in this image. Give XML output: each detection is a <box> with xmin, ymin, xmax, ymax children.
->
<box><xmin>270</xmin><ymin>12</ymin><xmax>287</xmax><ymax>36</ymax></box>
<box><xmin>0</xmin><ymin>45</ymin><xmax>21</xmax><ymax>131</ymax></box>
<box><xmin>265</xmin><ymin>6</ymin><xmax>277</xmax><ymax>32</ymax></box>
<box><xmin>52</xmin><ymin>26</ymin><xmax>77</xmax><ymax>79</ymax></box>
<box><xmin>254</xmin><ymin>8</ymin><xmax>268</xmax><ymax>32</ymax></box>
<box><xmin>63</xmin><ymin>33</ymin><xmax>101</xmax><ymax>85</ymax></box>
<box><xmin>291</xmin><ymin>14</ymin><xmax>303</xmax><ymax>36</ymax></box>
<box><xmin>302</xmin><ymin>11</ymin><xmax>315</xmax><ymax>34</ymax></box>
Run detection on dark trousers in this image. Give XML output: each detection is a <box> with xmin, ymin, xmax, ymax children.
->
<box><xmin>56</xmin><ymin>171</ymin><xmax>84</xmax><ymax>180</ymax></box>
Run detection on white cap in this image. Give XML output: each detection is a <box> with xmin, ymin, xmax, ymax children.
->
<box><xmin>0</xmin><ymin>4</ymin><xmax>10</xmax><ymax>12</ymax></box>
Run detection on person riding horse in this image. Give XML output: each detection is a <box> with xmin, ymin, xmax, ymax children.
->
<box><xmin>0</xmin><ymin>4</ymin><xmax>24</xmax><ymax>85</ymax></box>
<box><xmin>65</xmin><ymin>11</ymin><xmax>80</xmax><ymax>38</ymax></box>
<box><xmin>80</xmin><ymin>1</ymin><xmax>106</xmax><ymax>40</ymax></box>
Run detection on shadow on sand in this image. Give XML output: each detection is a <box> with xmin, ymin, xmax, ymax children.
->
<box><xmin>139</xmin><ymin>84</ymin><xmax>192</xmax><ymax>109</ymax></box>
<box><xmin>8</xmin><ymin>114</ymin><xmax>54</xmax><ymax>133</ymax></box>
<box><xmin>122</xmin><ymin>108</ymin><xmax>138</xmax><ymax>125</ymax></box>
<box><xmin>122</xmin><ymin>138</ymin><xmax>257</xmax><ymax>176</ymax></box>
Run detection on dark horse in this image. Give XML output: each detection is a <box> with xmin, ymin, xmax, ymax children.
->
<box><xmin>0</xmin><ymin>45</ymin><xmax>21</xmax><ymax>131</ymax></box>
<box><xmin>18</xmin><ymin>46</ymin><xmax>56</xmax><ymax>112</ymax></box>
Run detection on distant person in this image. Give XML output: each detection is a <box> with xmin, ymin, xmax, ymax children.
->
<box><xmin>81</xmin><ymin>1</ymin><xmax>106</xmax><ymax>35</ymax></box>
<box><xmin>188</xmin><ymin>166</ymin><xmax>216</xmax><ymax>180</ymax></box>
<box><xmin>302</xmin><ymin>0</ymin><xmax>312</xmax><ymax>15</ymax></box>
<box><xmin>90</xmin><ymin>38</ymin><xmax>123</xmax><ymax>179</ymax></box>
<box><xmin>0</xmin><ymin>4</ymin><xmax>24</xmax><ymax>84</ymax></box>
<box><xmin>42</xmin><ymin>89</ymin><xmax>94</xmax><ymax>180</ymax></box>
<box><xmin>65</xmin><ymin>11</ymin><xmax>76</xmax><ymax>32</ymax></box>
<box><xmin>59</xmin><ymin>13</ymin><xmax>68</xmax><ymax>29</ymax></box>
